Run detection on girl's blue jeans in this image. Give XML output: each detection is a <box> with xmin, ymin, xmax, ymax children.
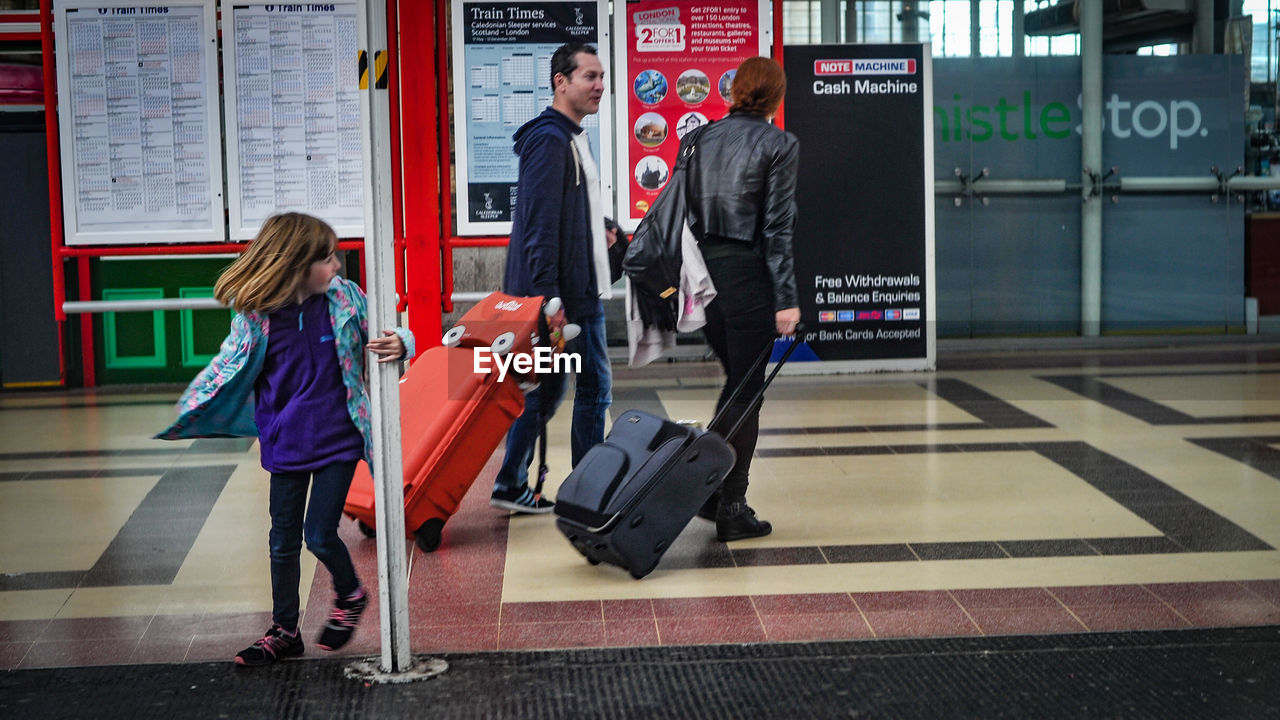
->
<box><xmin>267</xmin><ymin>460</ymin><xmax>360</xmax><ymax>632</ymax></box>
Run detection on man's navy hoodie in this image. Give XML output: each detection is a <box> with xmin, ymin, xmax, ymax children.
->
<box><xmin>503</xmin><ymin>108</ymin><xmax>600</xmax><ymax>320</ymax></box>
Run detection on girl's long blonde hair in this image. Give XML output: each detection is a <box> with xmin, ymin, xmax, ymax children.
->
<box><xmin>214</xmin><ymin>213</ymin><xmax>337</xmax><ymax>313</ymax></box>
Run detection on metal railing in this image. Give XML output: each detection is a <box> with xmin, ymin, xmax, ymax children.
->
<box><xmin>63</xmin><ymin>167</ymin><xmax>1280</xmax><ymax>313</ymax></box>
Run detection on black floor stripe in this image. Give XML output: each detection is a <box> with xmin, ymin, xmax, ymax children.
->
<box><xmin>609</xmin><ymin>388</ymin><xmax>669</xmax><ymax>423</ymax></box>
<box><xmin>1190</xmin><ymin>437</ymin><xmax>1280</xmax><ymax>482</ymax></box>
<box><xmin>759</xmin><ymin>423</ymin><xmax>981</xmax><ymax>435</ymax></box>
<box><xmin>910</xmin><ymin>541</ymin><xmax>1008</xmax><ymax>561</ymax></box>
<box><xmin>1041</xmin><ymin>375</ymin><xmax>1194</xmax><ymax>424</ymax></box>
<box><xmin>730</xmin><ymin>546</ymin><xmax>827</xmax><ymax>567</ymax></box>
<box><xmin>0</xmin><ymin>467</ymin><xmax>178</xmax><ymax>482</ymax></box>
<box><xmin>925</xmin><ymin>378</ymin><xmax>1055</xmax><ymax>428</ymax></box>
<box><xmin>76</xmin><ymin>465</ymin><xmax>237</xmax><ymax>589</ymax></box>
<box><xmin>1041</xmin><ymin>375</ymin><xmax>1280</xmax><ymax>425</ymax></box>
<box><xmin>186</xmin><ymin>438</ymin><xmax>255</xmax><ymax>454</ymax></box>
<box><xmin>757</xmin><ymin>445</ymin><xmax>893</xmax><ymax>458</ymax></box>
<box><xmin>821</xmin><ymin>543</ymin><xmax>918</xmax><ymax>563</ymax></box>
<box><xmin>1096</xmin><ymin>368</ymin><xmax>1280</xmax><ymax>378</ymax></box>
<box><xmin>0</xmin><ymin>439</ymin><xmax>253</xmax><ymax>462</ymax></box>
<box><xmin>611</xmin><ymin>379</ymin><xmax>1057</xmax><ymax>435</ymax></box>
<box><xmin>998</xmin><ymin>539</ymin><xmax>1099</xmax><ymax>557</ymax></box>
<box><xmin>1084</xmin><ymin>536</ymin><xmax>1188</xmax><ymax>555</ymax></box>
<box><xmin>1026</xmin><ymin>441</ymin><xmax>1272</xmax><ymax>553</ymax></box>
<box><xmin>0</xmin><ymin>571</ymin><xmax>86</xmax><ymax>592</ymax></box>
<box><xmin>0</xmin><ymin>448</ymin><xmax>186</xmax><ymax>461</ymax></box>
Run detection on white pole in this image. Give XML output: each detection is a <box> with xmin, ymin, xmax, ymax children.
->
<box><xmin>357</xmin><ymin>0</ymin><xmax>412</xmax><ymax>673</ymax></box>
<box><xmin>1080</xmin><ymin>0</ymin><xmax>1103</xmax><ymax>338</ymax></box>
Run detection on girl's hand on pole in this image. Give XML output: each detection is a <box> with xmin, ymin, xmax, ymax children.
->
<box><xmin>368</xmin><ymin>330</ymin><xmax>406</xmax><ymax>362</ymax></box>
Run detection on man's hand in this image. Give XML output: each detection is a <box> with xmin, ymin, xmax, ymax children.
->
<box><xmin>544</xmin><ymin>297</ymin><xmax>569</xmax><ymax>352</ymax></box>
<box><xmin>367</xmin><ymin>330</ymin><xmax>406</xmax><ymax>363</ymax></box>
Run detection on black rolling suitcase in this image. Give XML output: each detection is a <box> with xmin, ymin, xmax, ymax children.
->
<box><xmin>554</xmin><ymin>332</ymin><xmax>802</xmax><ymax>579</ymax></box>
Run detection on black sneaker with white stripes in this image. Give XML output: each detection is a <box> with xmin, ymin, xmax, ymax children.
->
<box><xmin>490</xmin><ymin>484</ymin><xmax>554</xmax><ymax>514</ymax></box>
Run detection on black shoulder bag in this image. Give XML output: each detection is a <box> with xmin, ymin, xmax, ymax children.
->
<box><xmin>622</xmin><ymin>127</ymin><xmax>704</xmax><ymax>332</ymax></box>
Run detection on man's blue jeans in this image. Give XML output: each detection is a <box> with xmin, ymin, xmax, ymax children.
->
<box><xmin>268</xmin><ymin>460</ymin><xmax>360</xmax><ymax>632</ymax></box>
<box><xmin>493</xmin><ymin>307</ymin><xmax>611</xmax><ymax>493</ymax></box>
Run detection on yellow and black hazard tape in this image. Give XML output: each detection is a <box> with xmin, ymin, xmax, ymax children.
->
<box><xmin>374</xmin><ymin>51</ymin><xmax>388</xmax><ymax>89</ymax></box>
<box><xmin>358</xmin><ymin>50</ymin><xmax>389</xmax><ymax>90</ymax></box>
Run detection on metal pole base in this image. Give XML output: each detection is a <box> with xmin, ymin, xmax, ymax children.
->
<box><xmin>343</xmin><ymin>656</ymin><xmax>448</xmax><ymax>685</ymax></box>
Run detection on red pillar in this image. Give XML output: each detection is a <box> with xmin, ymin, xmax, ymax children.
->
<box><xmin>395</xmin><ymin>0</ymin><xmax>444</xmax><ymax>351</ymax></box>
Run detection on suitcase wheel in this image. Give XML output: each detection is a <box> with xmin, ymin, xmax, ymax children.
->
<box><xmin>415</xmin><ymin>518</ymin><xmax>446</xmax><ymax>553</ymax></box>
<box><xmin>586</xmin><ymin>557</ymin><xmax>601</xmax><ymax>566</ymax></box>
<box><xmin>357</xmin><ymin>521</ymin><xmax>377</xmax><ymax>539</ymax></box>
<box><xmin>629</xmin><ymin>569</ymin><xmax>649</xmax><ymax>580</ymax></box>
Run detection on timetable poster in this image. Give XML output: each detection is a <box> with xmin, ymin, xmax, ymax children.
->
<box><xmin>615</xmin><ymin>0</ymin><xmax>769</xmax><ymax>228</ymax></box>
<box><xmin>54</xmin><ymin>1</ymin><xmax>224</xmax><ymax>245</ymax></box>
<box><xmin>223</xmin><ymin>3</ymin><xmax>364</xmax><ymax>240</ymax></box>
<box><xmin>451</xmin><ymin>0</ymin><xmax>612</xmax><ymax>235</ymax></box>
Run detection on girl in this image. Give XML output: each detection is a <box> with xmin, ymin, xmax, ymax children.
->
<box><xmin>158</xmin><ymin>212</ymin><xmax>414</xmax><ymax>666</ymax></box>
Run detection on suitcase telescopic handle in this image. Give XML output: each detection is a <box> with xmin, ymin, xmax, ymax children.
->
<box><xmin>708</xmin><ymin>325</ymin><xmax>805</xmax><ymax>444</ymax></box>
<box><xmin>532</xmin><ymin>300</ymin><xmax>560</xmax><ymax>498</ymax></box>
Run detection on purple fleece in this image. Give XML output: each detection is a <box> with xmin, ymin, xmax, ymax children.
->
<box><xmin>254</xmin><ymin>293</ymin><xmax>364</xmax><ymax>473</ymax></box>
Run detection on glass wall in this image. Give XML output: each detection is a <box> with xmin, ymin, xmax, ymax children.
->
<box><xmin>779</xmin><ymin>0</ymin><xmax>1207</xmax><ymax>59</ymax></box>
<box><xmin>1243</xmin><ymin>0</ymin><xmax>1275</xmax><ymax>82</ymax></box>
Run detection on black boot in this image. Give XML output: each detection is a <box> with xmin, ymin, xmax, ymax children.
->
<box><xmin>696</xmin><ymin>490</ymin><xmax>721</xmax><ymax>521</ymax></box>
<box><xmin>715</xmin><ymin>500</ymin><xmax>772</xmax><ymax>542</ymax></box>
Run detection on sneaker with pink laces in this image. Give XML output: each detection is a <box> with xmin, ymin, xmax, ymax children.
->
<box><xmin>234</xmin><ymin>625</ymin><xmax>303</xmax><ymax>667</ymax></box>
<box><xmin>316</xmin><ymin>587</ymin><xmax>368</xmax><ymax>651</ymax></box>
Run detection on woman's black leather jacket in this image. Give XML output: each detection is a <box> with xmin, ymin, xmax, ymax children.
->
<box><xmin>683</xmin><ymin>111</ymin><xmax>800</xmax><ymax>310</ymax></box>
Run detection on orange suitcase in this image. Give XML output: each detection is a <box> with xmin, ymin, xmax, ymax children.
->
<box><xmin>344</xmin><ymin>292</ymin><xmax>548</xmax><ymax>552</ymax></box>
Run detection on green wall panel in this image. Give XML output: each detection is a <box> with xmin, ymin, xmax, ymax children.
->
<box><xmin>93</xmin><ymin>258</ymin><xmax>233</xmax><ymax>385</ymax></box>
<box><xmin>179</xmin><ymin>287</ymin><xmax>232</xmax><ymax>368</ymax></box>
<box><xmin>102</xmin><ymin>288</ymin><xmax>165</xmax><ymax>369</ymax></box>
<box><xmin>89</xmin><ymin>256</ymin><xmax>360</xmax><ymax>385</ymax></box>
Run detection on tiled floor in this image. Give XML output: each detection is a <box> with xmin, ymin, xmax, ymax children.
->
<box><xmin>3</xmin><ymin>338</ymin><xmax>1280</xmax><ymax>670</ymax></box>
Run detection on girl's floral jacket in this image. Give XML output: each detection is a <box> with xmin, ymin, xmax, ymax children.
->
<box><xmin>155</xmin><ymin>276</ymin><xmax>415</xmax><ymax>466</ymax></box>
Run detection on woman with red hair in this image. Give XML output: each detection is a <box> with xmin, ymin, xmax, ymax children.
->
<box><xmin>685</xmin><ymin>56</ymin><xmax>801</xmax><ymax>541</ymax></box>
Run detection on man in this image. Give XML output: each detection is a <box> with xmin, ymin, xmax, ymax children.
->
<box><xmin>491</xmin><ymin>41</ymin><xmax>618</xmax><ymax>513</ymax></box>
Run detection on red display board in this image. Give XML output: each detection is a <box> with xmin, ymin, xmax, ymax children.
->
<box><xmin>614</xmin><ymin>0</ymin><xmax>770</xmax><ymax>228</ymax></box>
